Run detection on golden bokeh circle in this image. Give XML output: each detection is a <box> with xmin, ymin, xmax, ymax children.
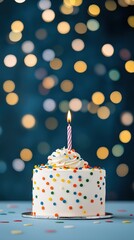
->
<box><xmin>24</xmin><ymin>54</ymin><xmax>37</xmax><ymax>67</ymax></box>
<box><xmin>42</xmin><ymin>9</ymin><xmax>55</xmax><ymax>22</ymax></box>
<box><xmin>45</xmin><ymin>117</ymin><xmax>58</xmax><ymax>130</ymax></box>
<box><xmin>125</xmin><ymin>60</ymin><xmax>134</xmax><ymax>73</ymax></box>
<box><xmin>21</xmin><ymin>114</ymin><xmax>36</xmax><ymax>129</ymax></box>
<box><xmin>49</xmin><ymin>58</ymin><xmax>63</xmax><ymax>70</ymax></box>
<box><xmin>127</xmin><ymin>16</ymin><xmax>134</xmax><ymax>28</ymax></box>
<box><xmin>11</xmin><ymin>20</ymin><xmax>24</xmax><ymax>32</ymax></box>
<box><xmin>75</xmin><ymin>22</ymin><xmax>87</xmax><ymax>34</ymax></box>
<box><xmin>20</xmin><ymin>148</ymin><xmax>33</xmax><ymax>161</ymax></box>
<box><xmin>60</xmin><ymin>80</ymin><xmax>74</xmax><ymax>92</ymax></box>
<box><xmin>96</xmin><ymin>147</ymin><xmax>109</xmax><ymax>160</ymax></box>
<box><xmin>97</xmin><ymin>106</ymin><xmax>110</xmax><ymax>119</ymax></box>
<box><xmin>92</xmin><ymin>92</ymin><xmax>105</xmax><ymax>105</ymax></box>
<box><xmin>110</xmin><ymin>91</ymin><xmax>122</xmax><ymax>104</ymax></box>
<box><xmin>119</xmin><ymin>130</ymin><xmax>131</xmax><ymax>143</ymax></box>
<box><xmin>74</xmin><ymin>61</ymin><xmax>87</xmax><ymax>73</ymax></box>
<box><xmin>88</xmin><ymin>4</ymin><xmax>100</xmax><ymax>16</ymax></box>
<box><xmin>57</xmin><ymin>21</ymin><xmax>70</xmax><ymax>34</ymax></box>
<box><xmin>3</xmin><ymin>80</ymin><xmax>15</xmax><ymax>93</ymax></box>
<box><xmin>6</xmin><ymin>93</ymin><xmax>19</xmax><ymax>105</ymax></box>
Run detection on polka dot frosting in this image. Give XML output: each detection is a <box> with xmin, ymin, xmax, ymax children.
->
<box><xmin>32</xmin><ymin>165</ymin><xmax>106</xmax><ymax>217</ymax></box>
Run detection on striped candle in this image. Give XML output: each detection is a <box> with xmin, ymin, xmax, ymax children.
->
<box><xmin>67</xmin><ymin>110</ymin><xmax>72</xmax><ymax>150</ymax></box>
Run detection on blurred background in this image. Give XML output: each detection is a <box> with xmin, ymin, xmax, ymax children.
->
<box><xmin>0</xmin><ymin>0</ymin><xmax>134</xmax><ymax>201</ymax></box>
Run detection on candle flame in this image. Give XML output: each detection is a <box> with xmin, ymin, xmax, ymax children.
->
<box><xmin>67</xmin><ymin>110</ymin><xmax>71</xmax><ymax>123</ymax></box>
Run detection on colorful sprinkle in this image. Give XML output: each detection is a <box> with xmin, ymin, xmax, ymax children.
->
<box><xmin>11</xmin><ymin>230</ymin><xmax>23</xmax><ymax>235</ymax></box>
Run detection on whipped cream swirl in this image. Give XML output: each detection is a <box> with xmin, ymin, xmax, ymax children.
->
<box><xmin>47</xmin><ymin>147</ymin><xmax>88</xmax><ymax>168</ymax></box>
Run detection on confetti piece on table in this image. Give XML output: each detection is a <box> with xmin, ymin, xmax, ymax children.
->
<box><xmin>23</xmin><ymin>223</ymin><xmax>33</xmax><ymax>226</ymax></box>
<box><xmin>93</xmin><ymin>221</ymin><xmax>101</xmax><ymax>224</ymax></box>
<box><xmin>55</xmin><ymin>221</ymin><xmax>64</xmax><ymax>223</ymax></box>
<box><xmin>0</xmin><ymin>213</ymin><xmax>7</xmax><ymax>215</ymax></box>
<box><xmin>0</xmin><ymin>221</ymin><xmax>9</xmax><ymax>223</ymax></box>
<box><xmin>14</xmin><ymin>220</ymin><xmax>22</xmax><ymax>222</ymax></box>
<box><xmin>11</xmin><ymin>230</ymin><xmax>23</xmax><ymax>235</ymax></box>
<box><xmin>46</xmin><ymin>229</ymin><xmax>57</xmax><ymax>233</ymax></box>
<box><xmin>8</xmin><ymin>211</ymin><xmax>16</xmax><ymax>214</ymax></box>
<box><xmin>105</xmin><ymin>220</ymin><xmax>113</xmax><ymax>223</ymax></box>
<box><xmin>122</xmin><ymin>220</ymin><xmax>132</xmax><ymax>224</ymax></box>
<box><xmin>64</xmin><ymin>225</ymin><xmax>75</xmax><ymax>229</ymax></box>
<box><xmin>130</xmin><ymin>214</ymin><xmax>133</xmax><ymax>216</ymax></box>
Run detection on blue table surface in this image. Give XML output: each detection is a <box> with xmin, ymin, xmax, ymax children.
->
<box><xmin>0</xmin><ymin>201</ymin><xmax>134</xmax><ymax>240</ymax></box>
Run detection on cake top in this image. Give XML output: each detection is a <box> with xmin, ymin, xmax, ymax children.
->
<box><xmin>46</xmin><ymin>147</ymin><xmax>88</xmax><ymax>169</ymax></box>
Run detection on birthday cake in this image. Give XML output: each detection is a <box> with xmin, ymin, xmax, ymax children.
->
<box><xmin>32</xmin><ymin>147</ymin><xmax>106</xmax><ymax>218</ymax></box>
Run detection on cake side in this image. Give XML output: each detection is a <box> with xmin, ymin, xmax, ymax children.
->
<box><xmin>32</xmin><ymin>167</ymin><xmax>106</xmax><ymax>217</ymax></box>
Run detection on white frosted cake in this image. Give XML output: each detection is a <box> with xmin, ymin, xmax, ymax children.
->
<box><xmin>32</xmin><ymin>147</ymin><xmax>106</xmax><ymax>218</ymax></box>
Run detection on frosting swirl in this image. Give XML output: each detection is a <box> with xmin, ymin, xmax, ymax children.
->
<box><xmin>47</xmin><ymin>147</ymin><xmax>88</xmax><ymax>168</ymax></box>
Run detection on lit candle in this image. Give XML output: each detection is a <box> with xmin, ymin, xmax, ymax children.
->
<box><xmin>67</xmin><ymin>110</ymin><xmax>72</xmax><ymax>150</ymax></box>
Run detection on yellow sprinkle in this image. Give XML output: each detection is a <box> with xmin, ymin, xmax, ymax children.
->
<box><xmin>34</xmin><ymin>181</ymin><xmax>36</xmax><ymax>185</ymax></box>
<box><xmin>83</xmin><ymin>210</ymin><xmax>87</xmax><ymax>214</ymax></box>
<box><xmin>122</xmin><ymin>220</ymin><xmax>131</xmax><ymax>224</ymax></box>
<box><xmin>61</xmin><ymin>179</ymin><xmax>65</xmax><ymax>182</ymax></box>
<box><xmin>65</xmin><ymin>155</ymin><xmax>69</xmax><ymax>158</ymax></box>
<box><xmin>48</xmin><ymin>197</ymin><xmax>52</xmax><ymax>201</ymax></box>
<box><xmin>23</xmin><ymin>223</ymin><xmax>33</xmax><ymax>226</ymax></box>
<box><xmin>67</xmin><ymin>180</ymin><xmax>71</xmax><ymax>184</ymax></box>
<box><xmin>52</xmin><ymin>178</ymin><xmax>56</xmax><ymax>182</ymax></box>
<box><xmin>37</xmin><ymin>187</ymin><xmax>40</xmax><ymax>190</ymax></box>
<box><xmin>11</xmin><ymin>230</ymin><xmax>23</xmax><ymax>235</ymax></box>
<box><xmin>56</xmin><ymin>173</ymin><xmax>60</xmax><ymax>177</ymax></box>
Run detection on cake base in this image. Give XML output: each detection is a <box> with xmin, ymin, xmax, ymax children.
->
<box><xmin>22</xmin><ymin>212</ymin><xmax>113</xmax><ymax>220</ymax></box>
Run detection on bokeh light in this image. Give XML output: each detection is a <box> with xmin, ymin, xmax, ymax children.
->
<box><xmin>9</xmin><ymin>31</ymin><xmax>22</xmax><ymax>42</ymax></box>
<box><xmin>110</xmin><ymin>91</ymin><xmax>122</xmax><ymax>104</ymax></box>
<box><xmin>96</xmin><ymin>147</ymin><xmax>109</xmax><ymax>160</ymax></box>
<box><xmin>112</xmin><ymin>144</ymin><xmax>124</xmax><ymax>157</ymax></box>
<box><xmin>35</xmin><ymin>28</ymin><xmax>47</xmax><ymax>40</ymax></box>
<box><xmin>127</xmin><ymin>16</ymin><xmax>134</xmax><ymax>28</ymax></box>
<box><xmin>92</xmin><ymin>92</ymin><xmax>105</xmax><ymax>105</ymax></box>
<box><xmin>88</xmin><ymin>102</ymin><xmax>99</xmax><ymax>114</ymax></box>
<box><xmin>125</xmin><ymin>60</ymin><xmax>134</xmax><ymax>73</ymax></box>
<box><xmin>109</xmin><ymin>69</ymin><xmax>120</xmax><ymax>81</ymax></box>
<box><xmin>60</xmin><ymin>80</ymin><xmax>74</xmax><ymax>92</ymax></box>
<box><xmin>69</xmin><ymin>98</ymin><xmax>82</xmax><ymax>111</ymax></box>
<box><xmin>43</xmin><ymin>98</ymin><xmax>56</xmax><ymax>112</ymax></box>
<box><xmin>120</xmin><ymin>112</ymin><xmax>133</xmax><ymax>126</ymax></box>
<box><xmin>49</xmin><ymin>58</ymin><xmax>63</xmax><ymax>70</ymax></box>
<box><xmin>22</xmin><ymin>41</ymin><xmax>34</xmax><ymax>53</ymax></box>
<box><xmin>4</xmin><ymin>54</ymin><xmax>17</xmax><ymax>67</ymax></box>
<box><xmin>97</xmin><ymin>106</ymin><xmax>110</xmax><ymax>120</ymax></box>
<box><xmin>24</xmin><ymin>54</ymin><xmax>37</xmax><ymax>67</ymax></box>
<box><xmin>105</xmin><ymin>0</ymin><xmax>117</xmax><ymax>11</ymax></box>
<box><xmin>6</xmin><ymin>93</ymin><xmax>19</xmax><ymax>105</ymax></box>
<box><xmin>3</xmin><ymin>80</ymin><xmax>15</xmax><ymax>93</ymax></box>
<box><xmin>74</xmin><ymin>60</ymin><xmax>87</xmax><ymax>73</ymax></box>
<box><xmin>74</xmin><ymin>22</ymin><xmax>87</xmax><ymax>34</ymax></box>
<box><xmin>101</xmin><ymin>44</ymin><xmax>114</xmax><ymax>57</ymax></box>
<box><xmin>88</xmin><ymin>4</ymin><xmax>100</xmax><ymax>16</ymax></box>
<box><xmin>71</xmin><ymin>39</ymin><xmax>85</xmax><ymax>51</ymax></box>
<box><xmin>116</xmin><ymin>163</ymin><xmax>129</xmax><ymax>177</ymax></box>
<box><xmin>119</xmin><ymin>130</ymin><xmax>131</xmax><ymax>143</ymax></box>
<box><xmin>57</xmin><ymin>21</ymin><xmax>70</xmax><ymax>34</ymax></box>
<box><xmin>45</xmin><ymin>117</ymin><xmax>58</xmax><ymax>130</ymax></box>
<box><xmin>59</xmin><ymin>100</ymin><xmax>69</xmax><ymax>112</ymax></box>
<box><xmin>21</xmin><ymin>114</ymin><xmax>36</xmax><ymax>129</ymax></box>
<box><xmin>11</xmin><ymin>20</ymin><xmax>24</xmax><ymax>32</ymax></box>
<box><xmin>12</xmin><ymin>159</ymin><xmax>25</xmax><ymax>172</ymax></box>
<box><xmin>42</xmin><ymin>9</ymin><xmax>55</xmax><ymax>22</ymax></box>
<box><xmin>20</xmin><ymin>148</ymin><xmax>33</xmax><ymax>161</ymax></box>
<box><xmin>87</xmin><ymin>19</ymin><xmax>100</xmax><ymax>31</ymax></box>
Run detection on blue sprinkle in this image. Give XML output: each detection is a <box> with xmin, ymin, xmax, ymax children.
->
<box><xmin>69</xmin><ymin>175</ymin><xmax>73</xmax><ymax>179</ymax></box>
<box><xmin>79</xmin><ymin>167</ymin><xmax>82</xmax><ymax>170</ymax></box>
<box><xmin>53</xmin><ymin>155</ymin><xmax>56</xmax><ymax>157</ymax></box>
<box><xmin>76</xmin><ymin>199</ymin><xmax>79</xmax><ymax>203</ymax></box>
<box><xmin>100</xmin><ymin>197</ymin><xmax>102</xmax><ymax>201</ymax></box>
<box><xmin>49</xmin><ymin>175</ymin><xmax>53</xmax><ymax>178</ymax></box>
<box><xmin>63</xmin><ymin>200</ymin><xmax>66</xmax><ymax>203</ymax></box>
<box><xmin>78</xmin><ymin>175</ymin><xmax>82</xmax><ymax>178</ymax></box>
<box><xmin>73</xmin><ymin>192</ymin><xmax>77</xmax><ymax>195</ymax></box>
<box><xmin>48</xmin><ymin>166</ymin><xmax>52</xmax><ymax>168</ymax></box>
<box><xmin>35</xmin><ymin>170</ymin><xmax>38</xmax><ymax>173</ymax></box>
<box><xmin>40</xmin><ymin>201</ymin><xmax>44</xmax><ymax>205</ymax></box>
<box><xmin>53</xmin><ymin>202</ymin><xmax>56</xmax><ymax>206</ymax></box>
<box><xmin>95</xmin><ymin>194</ymin><xmax>98</xmax><ymax>198</ymax></box>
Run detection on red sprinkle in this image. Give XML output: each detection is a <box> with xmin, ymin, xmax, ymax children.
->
<box><xmin>13</xmin><ymin>220</ymin><xmax>22</xmax><ymax>222</ymax></box>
